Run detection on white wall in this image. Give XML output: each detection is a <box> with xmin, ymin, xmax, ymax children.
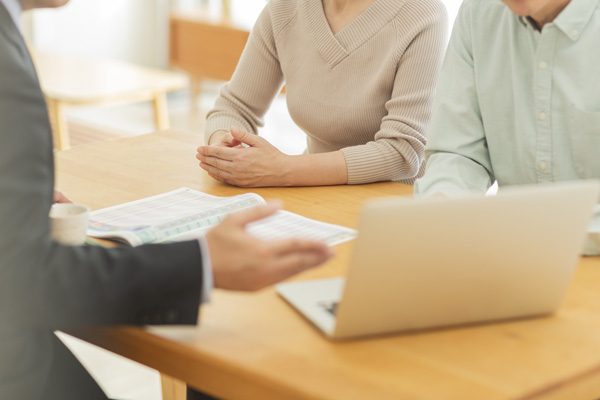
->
<box><xmin>28</xmin><ymin>0</ymin><xmax>169</xmax><ymax>67</ymax></box>
<box><xmin>445</xmin><ymin>0</ymin><xmax>462</xmax><ymax>34</ymax></box>
<box><xmin>26</xmin><ymin>0</ymin><xmax>462</xmax><ymax>69</ymax></box>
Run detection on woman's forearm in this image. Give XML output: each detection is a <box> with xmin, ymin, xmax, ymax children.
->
<box><xmin>284</xmin><ymin>151</ymin><xmax>348</xmax><ymax>186</ymax></box>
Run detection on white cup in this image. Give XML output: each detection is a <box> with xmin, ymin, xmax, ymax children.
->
<box><xmin>49</xmin><ymin>203</ymin><xmax>90</xmax><ymax>245</ymax></box>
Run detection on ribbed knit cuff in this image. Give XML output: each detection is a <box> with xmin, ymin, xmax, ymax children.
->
<box><xmin>341</xmin><ymin>143</ymin><xmax>421</xmax><ymax>185</ymax></box>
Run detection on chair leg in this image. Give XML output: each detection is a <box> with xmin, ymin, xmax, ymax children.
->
<box><xmin>46</xmin><ymin>97</ymin><xmax>70</xmax><ymax>150</ymax></box>
<box><xmin>153</xmin><ymin>91</ymin><xmax>170</xmax><ymax>131</ymax></box>
<box><xmin>190</xmin><ymin>76</ymin><xmax>202</xmax><ymax>110</ymax></box>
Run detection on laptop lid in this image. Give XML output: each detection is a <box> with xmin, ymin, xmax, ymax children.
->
<box><xmin>328</xmin><ymin>181</ymin><xmax>600</xmax><ymax>339</ymax></box>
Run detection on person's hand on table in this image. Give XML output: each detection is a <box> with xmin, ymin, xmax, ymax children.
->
<box><xmin>53</xmin><ymin>190</ymin><xmax>73</xmax><ymax>204</ymax></box>
<box><xmin>197</xmin><ymin>126</ymin><xmax>291</xmax><ymax>187</ymax></box>
<box><xmin>206</xmin><ymin>201</ymin><xmax>334</xmax><ymax>291</ymax></box>
<box><xmin>206</xmin><ymin>129</ymin><xmax>245</xmax><ymax>148</ymax></box>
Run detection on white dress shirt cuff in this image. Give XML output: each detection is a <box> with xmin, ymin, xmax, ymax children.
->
<box><xmin>197</xmin><ymin>237</ymin><xmax>214</xmax><ymax>303</ymax></box>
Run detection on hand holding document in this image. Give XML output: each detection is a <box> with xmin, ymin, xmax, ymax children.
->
<box><xmin>87</xmin><ymin>188</ymin><xmax>357</xmax><ymax>247</ymax></box>
<box><xmin>206</xmin><ymin>201</ymin><xmax>335</xmax><ymax>291</ymax></box>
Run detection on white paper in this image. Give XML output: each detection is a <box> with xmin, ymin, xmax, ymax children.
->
<box><xmin>87</xmin><ymin>187</ymin><xmax>357</xmax><ymax>246</ymax></box>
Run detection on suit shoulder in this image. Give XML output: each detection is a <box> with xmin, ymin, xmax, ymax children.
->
<box><xmin>0</xmin><ymin>30</ymin><xmax>35</xmax><ymax>95</ymax></box>
<box><xmin>0</xmin><ymin>25</ymin><xmax>25</xmax><ymax>69</ymax></box>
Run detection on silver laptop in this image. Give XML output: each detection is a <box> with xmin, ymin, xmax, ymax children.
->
<box><xmin>276</xmin><ymin>181</ymin><xmax>600</xmax><ymax>340</ymax></box>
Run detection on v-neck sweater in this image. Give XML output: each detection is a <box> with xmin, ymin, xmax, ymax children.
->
<box><xmin>205</xmin><ymin>0</ymin><xmax>447</xmax><ymax>184</ymax></box>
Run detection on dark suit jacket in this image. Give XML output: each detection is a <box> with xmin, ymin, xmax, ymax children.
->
<box><xmin>0</xmin><ymin>5</ymin><xmax>204</xmax><ymax>399</ymax></box>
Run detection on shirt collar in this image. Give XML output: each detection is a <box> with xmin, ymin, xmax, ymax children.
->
<box><xmin>0</xmin><ymin>0</ymin><xmax>23</xmax><ymax>33</ymax></box>
<box><xmin>517</xmin><ymin>15</ymin><xmax>535</xmax><ymax>29</ymax></box>
<box><xmin>517</xmin><ymin>0</ymin><xmax>599</xmax><ymax>41</ymax></box>
<box><xmin>552</xmin><ymin>0</ymin><xmax>598</xmax><ymax>41</ymax></box>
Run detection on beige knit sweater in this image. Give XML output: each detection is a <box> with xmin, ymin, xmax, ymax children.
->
<box><xmin>205</xmin><ymin>0</ymin><xmax>447</xmax><ymax>184</ymax></box>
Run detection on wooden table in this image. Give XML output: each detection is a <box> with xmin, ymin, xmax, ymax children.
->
<box><xmin>30</xmin><ymin>48</ymin><xmax>188</xmax><ymax>150</ymax></box>
<box><xmin>55</xmin><ymin>130</ymin><xmax>600</xmax><ymax>400</ymax></box>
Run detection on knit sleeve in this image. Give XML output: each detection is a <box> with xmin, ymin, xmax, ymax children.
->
<box><xmin>204</xmin><ymin>3</ymin><xmax>285</xmax><ymax>144</ymax></box>
<box><xmin>341</xmin><ymin>0</ymin><xmax>448</xmax><ymax>184</ymax></box>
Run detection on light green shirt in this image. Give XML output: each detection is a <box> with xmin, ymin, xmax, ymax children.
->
<box><xmin>415</xmin><ymin>0</ymin><xmax>600</xmax><ymax>255</ymax></box>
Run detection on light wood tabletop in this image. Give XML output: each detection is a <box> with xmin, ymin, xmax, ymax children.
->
<box><xmin>55</xmin><ymin>130</ymin><xmax>600</xmax><ymax>400</ymax></box>
<box><xmin>30</xmin><ymin>48</ymin><xmax>188</xmax><ymax>150</ymax></box>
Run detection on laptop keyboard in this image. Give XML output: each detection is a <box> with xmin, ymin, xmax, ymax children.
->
<box><xmin>318</xmin><ymin>301</ymin><xmax>338</xmax><ymax>316</ymax></box>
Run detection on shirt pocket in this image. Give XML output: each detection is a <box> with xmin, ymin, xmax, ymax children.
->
<box><xmin>566</xmin><ymin>104</ymin><xmax>600</xmax><ymax>179</ymax></box>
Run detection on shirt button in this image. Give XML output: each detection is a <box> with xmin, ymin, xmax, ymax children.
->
<box><xmin>539</xmin><ymin>61</ymin><xmax>548</xmax><ymax>69</ymax></box>
<box><xmin>539</xmin><ymin>112</ymin><xmax>547</xmax><ymax>120</ymax></box>
<box><xmin>571</xmin><ymin>29</ymin><xmax>579</xmax><ymax>37</ymax></box>
<box><xmin>539</xmin><ymin>162</ymin><xmax>548</xmax><ymax>170</ymax></box>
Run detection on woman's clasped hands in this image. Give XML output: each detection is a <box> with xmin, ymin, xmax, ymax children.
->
<box><xmin>196</xmin><ymin>126</ymin><xmax>292</xmax><ymax>187</ymax></box>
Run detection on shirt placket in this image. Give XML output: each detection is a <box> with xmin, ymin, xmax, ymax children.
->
<box><xmin>533</xmin><ymin>25</ymin><xmax>557</xmax><ymax>183</ymax></box>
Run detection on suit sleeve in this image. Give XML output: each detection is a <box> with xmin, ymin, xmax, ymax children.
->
<box><xmin>0</xmin><ymin>25</ymin><xmax>203</xmax><ymax>330</ymax></box>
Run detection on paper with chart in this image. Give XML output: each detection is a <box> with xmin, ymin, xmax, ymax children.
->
<box><xmin>87</xmin><ymin>187</ymin><xmax>357</xmax><ymax>246</ymax></box>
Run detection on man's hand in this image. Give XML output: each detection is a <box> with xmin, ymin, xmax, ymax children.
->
<box><xmin>53</xmin><ymin>190</ymin><xmax>73</xmax><ymax>204</ymax></box>
<box><xmin>206</xmin><ymin>202</ymin><xmax>334</xmax><ymax>291</ymax></box>
<box><xmin>197</xmin><ymin>126</ymin><xmax>290</xmax><ymax>187</ymax></box>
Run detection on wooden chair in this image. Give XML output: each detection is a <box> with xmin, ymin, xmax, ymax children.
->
<box><xmin>169</xmin><ymin>6</ymin><xmax>250</xmax><ymax>109</ymax></box>
<box><xmin>30</xmin><ymin>48</ymin><xmax>188</xmax><ymax>150</ymax></box>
